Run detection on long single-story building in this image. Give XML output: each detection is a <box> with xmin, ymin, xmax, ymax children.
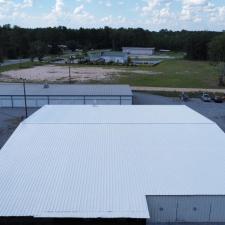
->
<box><xmin>0</xmin><ymin>105</ymin><xmax>225</xmax><ymax>224</ymax></box>
<box><xmin>0</xmin><ymin>84</ymin><xmax>133</xmax><ymax>107</ymax></box>
<box><xmin>122</xmin><ymin>47</ymin><xmax>155</xmax><ymax>56</ymax></box>
<box><xmin>101</xmin><ymin>51</ymin><xmax>128</xmax><ymax>64</ymax></box>
<box><xmin>88</xmin><ymin>50</ymin><xmax>128</xmax><ymax>64</ymax></box>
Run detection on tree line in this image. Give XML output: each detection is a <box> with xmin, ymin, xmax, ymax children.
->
<box><xmin>0</xmin><ymin>24</ymin><xmax>223</xmax><ymax>61</ymax></box>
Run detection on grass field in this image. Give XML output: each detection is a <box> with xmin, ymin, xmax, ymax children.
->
<box><xmin>111</xmin><ymin>59</ymin><xmax>220</xmax><ymax>89</ymax></box>
<box><xmin>0</xmin><ymin>59</ymin><xmax>222</xmax><ymax>89</ymax></box>
<box><xmin>0</xmin><ymin>61</ymin><xmax>46</xmax><ymax>73</ymax></box>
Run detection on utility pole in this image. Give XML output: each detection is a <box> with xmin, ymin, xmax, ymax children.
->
<box><xmin>69</xmin><ymin>61</ymin><xmax>71</xmax><ymax>84</ymax></box>
<box><xmin>21</xmin><ymin>78</ymin><xmax>28</xmax><ymax>118</ymax></box>
<box><xmin>68</xmin><ymin>56</ymin><xmax>72</xmax><ymax>84</ymax></box>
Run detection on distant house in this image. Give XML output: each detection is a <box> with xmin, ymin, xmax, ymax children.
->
<box><xmin>88</xmin><ymin>50</ymin><xmax>111</xmax><ymax>62</ymax></box>
<box><xmin>122</xmin><ymin>47</ymin><xmax>155</xmax><ymax>56</ymax></box>
<box><xmin>88</xmin><ymin>50</ymin><xmax>128</xmax><ymax>64</ymax></box>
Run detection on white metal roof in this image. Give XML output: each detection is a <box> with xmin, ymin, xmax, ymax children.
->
<box><xmin>0</xmin><ymin>105</ymin><xmax>225</xmax><ymax>219</ymax></box>
<box><xmin>0</xmin><ymin>84</ymin><xmax>132</xmax><ymax>96</ymax></box>
<box><xmin>122</xmin><ymin>47</ymin><xmax>155</xmax><ymax>50</ymax></box>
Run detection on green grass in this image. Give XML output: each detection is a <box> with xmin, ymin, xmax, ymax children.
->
<box><xmin>0</xmin><ymin>61</ymin><xmax>46</xmax><ymax>73</ymax></box>
<box><xmin>111</xmin><ymin>59</ymin><xmax>221</xmax><ymax>89</ymax></box>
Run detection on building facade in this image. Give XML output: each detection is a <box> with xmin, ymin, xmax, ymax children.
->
<box><xmin>0</xmin><ymin>84</ymin><xmax>133</xmax><ymax>107</ymax></box>
<box><xmin>122</xmin><ymin>47</ymin><xmax>155</xmax><ymax>56</ymax></box>
<box><xmin>88</xmin><ymin>50</ymin><xmax>128</xmax><ymax>64</ymax></box>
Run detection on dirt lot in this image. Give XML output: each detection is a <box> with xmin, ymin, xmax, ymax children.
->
<box><xmin>0</xmin><ymin>65</ymin><xmax>162</xmax><ymax>82</ymax></box>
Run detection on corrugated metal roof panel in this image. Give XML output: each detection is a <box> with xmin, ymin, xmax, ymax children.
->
<box><xmin>25</xmin><ymin>105</ymin><xmax>212</xmax><ymax>124</ymax></box>
<box><xmin>0</xmin><ymin>105</ymin><xmax>225</xmax><ymax>219</ymax></box>
<box><xmin>0</xmin><ymin>84</ymin><xmax>132</xmax><ymax>96</ymax></box>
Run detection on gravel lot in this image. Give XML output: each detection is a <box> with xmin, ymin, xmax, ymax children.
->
<box><xmin>0</xmin><ymin>92</ymin><xmax>224</xmax><ymax>149</ymax></box>
<box><xmin>0</xmin><ymin>108</ymin><xmax>37</xmax><ymax>149</ymax></box>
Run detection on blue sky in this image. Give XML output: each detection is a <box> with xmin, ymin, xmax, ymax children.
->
<box><xmin>0</xmin><ymin>0</ymin><xmax>225</xmax><ymax>31</ymax></box>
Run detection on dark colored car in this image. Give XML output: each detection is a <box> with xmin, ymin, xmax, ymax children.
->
<box><xmin>212</xmin><ymin>95</ymin><xmax>223</xmax><ymax>103</ymax></box>
<box><xmin>180</xmin><ymin>92</ymin><xmax>189</xmax><ymax>102</ymax></box>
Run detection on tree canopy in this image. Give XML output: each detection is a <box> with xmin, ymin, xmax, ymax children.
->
<box><xmin>0</xmin><ymin>25</ymin><xmax>222</xmax><ymax>60</ymax></box>
<box><xmin>208</xmin><ymin>34</ymin><xmax>225</xmax><ymax>62</ymax></box>
<box><xmin>208</xmin><ymin>34</ymin><xmax>225</xmax><ymax>86</ymax></box>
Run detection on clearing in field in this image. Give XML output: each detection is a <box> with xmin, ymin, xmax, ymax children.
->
<box><xmin>0</xmin><ymin>65</ymin><xmax>161</xmax><ymax>82</ymax></box>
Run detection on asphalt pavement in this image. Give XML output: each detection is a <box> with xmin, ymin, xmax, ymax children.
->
<box><xmin>0</xmin><ymin>59</ymin><xmax>31</xmax><ymax>66</ymax></box>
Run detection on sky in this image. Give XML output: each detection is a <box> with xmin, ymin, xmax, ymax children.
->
<box><xmin>0</xmin><ymin>0</ymin><xmax>225</xmax><ymax>31</ymax></box>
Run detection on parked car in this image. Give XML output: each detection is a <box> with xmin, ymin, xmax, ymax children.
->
<box><xmin>221</xmin><ymin>94</ymin><xmax>225</xmax><ymax>102</ymax></box>
<box><xmin>201</xmin><ymin>93</ymin><xmax>211</xmax><ymax>102</ymax></box>
<box><xmin>212</xmin><ymin>95</ymin><xmax>223</xmax><ymax>103</ymax></box>
<box><xmin>180</xmin><ymin>92</ymin><xmax>189</xmax><ymax>102</ymax></box>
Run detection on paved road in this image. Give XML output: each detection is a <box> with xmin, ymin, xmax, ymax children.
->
<box><xmin>0</xmin><ymin>59</ymin><xmax>30</xmax><ymax>66</ymax></box>
<box><xmin>132</xmin><ymin>86</ymin><xmax>225</xmax><ymax>94</ymax></box>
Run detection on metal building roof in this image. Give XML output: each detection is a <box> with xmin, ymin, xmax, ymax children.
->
<box><xmin>102</xmin><ymin>51</ymin><xmax>127</xmax><ymax>57</ymax></box>
<box><xmin>0</xmin><ymin>84</ymin><xmax>132</xmax><ymax>96</ymax></box>
<box><xmin>122</xmin><ymin>47</ymin><xmax>155</xmax><ymax>50</ymax></box>
<box><xmin>0</xmin><ymin>105</ymin><xmax>225</xmax><ymax>219</ymax></box>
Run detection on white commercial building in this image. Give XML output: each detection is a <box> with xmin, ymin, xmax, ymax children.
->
<box><xmin>0</xmin><ymin>84</ymin><xmax>132</xmax><ymax>107</ymax></box>
<box><xmin>88</xmin><ymin>50</ymin><xmax>128</xmax><ymax>64</ymax></box>
<box><xmin>122</xmin><ymin>47</ymin><xmax>155</xmax><ymax>56</ymax></box>
<box><xmin>101</xmin><ymin>52</ymin><xmax>128</xmax><ymax>64</ymax></box>
<box><xmin>0</xmin><ymin>105</ymin><xmax>225</xmax><ymax>224</ymax></box>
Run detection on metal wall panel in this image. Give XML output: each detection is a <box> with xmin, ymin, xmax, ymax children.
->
<box><xmin>147</xmin><ymin>196</ymin><xmax>225</xmax><ymax>223</ymax></box>
<box><xmin>13</xmin><ymin>97</ymin><xmax>26</xmax><ymax>107</ymax></box>
<box><xmin>176</xmin><ymin>196</ymin><xmax>211</xmax><ymax>222</ymax></box>
<box><xmin>210</xmin><ymin>196</ymin><xmax>225</xmax><ymax>222</ymax></box>
<box><xmin>26</xmin><ymin>97</ymin><xmax>48</xmax><ymax>107</ymax></box>
<box><xmin>147</xmin><ymin>196</ymin><xmax>177</xmax><ymax>222</ymax></box>
<box><xmin>0</xmin><ymin>96</ymin><xmax>132</xmax><ymax>107</ymax></box>
<box><xmin>0</xmin><ymin>97</ymin><xmax>12</xmax><ymax>107</ymax></box>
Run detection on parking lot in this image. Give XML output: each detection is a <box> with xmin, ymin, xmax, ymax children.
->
<box><xmin>0</xmin><ymin>92</ymin><xmax>225</xmax><ymax>149</ymax></box>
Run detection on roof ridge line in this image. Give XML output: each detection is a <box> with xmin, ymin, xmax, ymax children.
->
<box><xmin>22</xmin><ymin>122</ymin><xmax>214</xmax><ymax>125</ymax></box>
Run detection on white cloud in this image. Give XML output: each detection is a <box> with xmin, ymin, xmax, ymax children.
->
<box><xmin>69</xmin><ymin>4</ymin><xmax>94</xmax><ymax>26</ymax></box>
<box><xmin>0</xmin><ymin>0</ymin><xmax>225</xmax><ymax>31</ymax></box>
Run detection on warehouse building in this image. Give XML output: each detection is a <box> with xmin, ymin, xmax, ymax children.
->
<box><xmin>0</xmin><ymin>105</ymin><xmax>225</xmax><ymax>224</ymax></box>
<box><xmin>0</xmin><ymin>84</ymin><xmax>132</xmax><ymax>107</ymax></box>
<box><xmin>122</xmin><ymin>47</ymin><xmax>155</xmax><ymax>56</ymax></box>
<box><xmin>88</xmin><ymin>50</ymin><xmax>128</xmax><ymax>64</ymax></box>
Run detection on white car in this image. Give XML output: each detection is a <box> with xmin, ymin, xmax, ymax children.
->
<box><xmin>201</xmin><ymin>93</ymin><xmax>211</xmax><ymax>102</ymax></box>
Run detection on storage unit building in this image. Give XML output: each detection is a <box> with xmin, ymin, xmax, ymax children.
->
<box><xmin>0</xmin><ymin>84</ymin><xmax>133</xmax><ymax>107</ymax></box>
<box><xmin>88</xmin><ymin>50</ymin><xmax>128</xmax><ymax>64</ymax></box>
<box><xmin>101</xmin><ymin>51</ymin><xmax>128</xmax><ymax>64</ymax></box>
<box><xmin>122</xmin><ymin>47</ymin><xmax>155</xmax><ymax>56</ymax></box>
<box><xmin>0</xmin><ymin>105</ymin><xmax>225</xmax><ymax>224</ymax></box>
